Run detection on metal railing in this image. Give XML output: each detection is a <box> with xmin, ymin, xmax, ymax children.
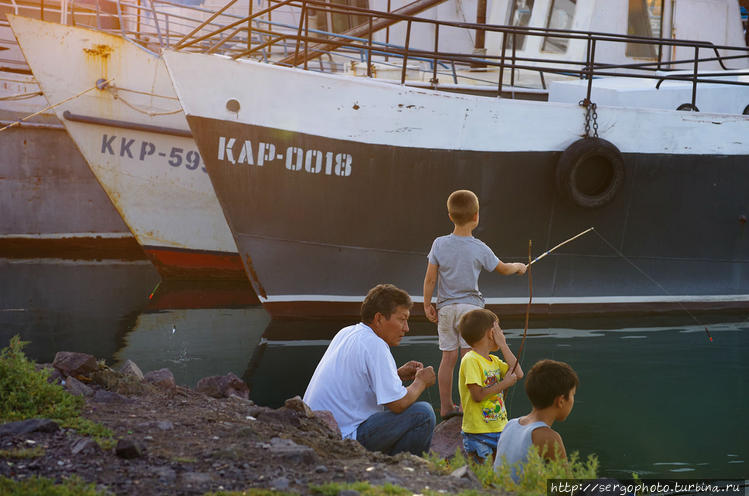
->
<box><xmin>175</xmin><ymin>0</ymin><xmax>749</xmax><ymax>108</ymax></box>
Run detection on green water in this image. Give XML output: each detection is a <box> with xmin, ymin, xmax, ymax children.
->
<box><xmin>1</xmin><ymin>259</ymin><xmax>747</xmax><ymax>480</ymax></box>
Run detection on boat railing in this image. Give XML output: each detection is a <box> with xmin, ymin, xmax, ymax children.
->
<box><xmin>175</xmin><ymin>0</ymin><xmax>749</xmax><ymax>108</ymax></box>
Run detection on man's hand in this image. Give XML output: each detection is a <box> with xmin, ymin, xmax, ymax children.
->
<box><xmin>398</xmin><ymin>360</ymin><xmax>424</xmax><ymax>381</ymax></box>
<box><xmin>415</xmin><ymin>366</ymin><xmax>436</xmax><ymax>387</ymax></box>
<box><xmin>424</xmin><ymin>303</ymin><xmax>438</xmax><ymax>323</ymax></box>
<box><xmin>515</xmin><ymin>263</ymin><xmax>528</xmax><ymax>275</ymax></box>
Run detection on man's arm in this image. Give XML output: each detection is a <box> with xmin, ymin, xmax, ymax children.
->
<box><xmin>385</xmin><ymin>366</ymin><xmax>436</xmax><ymax>413</ymax></box>
<box><xmin>495</xmin><ymin>261</ymin><xmax>527</xmax><ymax>275</ymax></box>
<box><xmin>423</xmin><ymin>263</ymin><xmax>439</xmax><ymax>323</ymax></box>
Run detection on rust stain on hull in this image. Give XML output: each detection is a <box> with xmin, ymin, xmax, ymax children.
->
<box><xmin>0</xmin><ymin>236</ymin><xmax>146</xmax><ymax>260</ymax></box>
<box><xmin>83</xmin><ymin>44</ymin><xmax>113</xmax><ymax>78</ymax></box>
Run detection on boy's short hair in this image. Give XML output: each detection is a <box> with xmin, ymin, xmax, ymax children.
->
<box><xmin>447</xmin><ymin>190</ymin><xmax>479</xmax><ymax>226</ymax></box>
<box><xmin>525</xmin><ymin>359</ymin><xmax>579</xmax><ymax>409</ymax></box>
<box><xmin>458</xmin><ymin>308</ymin><xmax>498</xmax><ymax>346</ymax></box>
<box><xmin>361</xmin><ymin>284</ymin><xmax>413</xmax><ymax>324</ymax></box>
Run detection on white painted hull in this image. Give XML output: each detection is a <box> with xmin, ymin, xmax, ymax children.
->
<box><xmin>164</xmin><ymin>50</ymin><xmax>749</xmax><ymax>318</ymax></box>
<box><xmin>9</xmin><ymin>16</ymin><xmax>244</xmax><ymax>278</ymax></box>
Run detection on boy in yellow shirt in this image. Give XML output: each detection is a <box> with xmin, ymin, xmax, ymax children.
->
<box><xmin>458</xmin><ymin>308</ymin><xmax>523</xmax><ymax>461</ymax></box>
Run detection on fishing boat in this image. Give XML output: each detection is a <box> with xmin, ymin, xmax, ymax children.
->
<box><xmin>162</xmin><ymin>0</ymin><xmax>749</xmax><ymax>319</ymax></box>
<box><xmin>6</xmin><ymin>2</ymin><xmax>257</xmax><ymax>278</ymax></box>
<box><xmin>0</xmin><ymin>2</ymin><xmax>137</xmax><ymax>259</ymax></box>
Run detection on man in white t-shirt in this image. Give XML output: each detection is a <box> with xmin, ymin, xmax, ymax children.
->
<box><xmin>303</xmin><ymin>284</ymin><xmax>437</xmax><ymax>455</ymax></box>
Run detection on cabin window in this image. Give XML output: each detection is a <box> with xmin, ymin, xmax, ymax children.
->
<box><xmin>507</xmin><ymin>0</ymin><xmax>535</xmax><ymax>50</ymax></box>
<box><xmin>541</xmin><ymin>0</ymin><xmax>576</xmax><ymax>53</ymax></box>
<box><xmin>316</xmin><ymin>0</ymin><xmax>369</xmax><ymax>34</ymax></box>
<box><xmin>626</xmin><ymin>0</ymin><xmax>662</xmax><ymax>58</ymax></box>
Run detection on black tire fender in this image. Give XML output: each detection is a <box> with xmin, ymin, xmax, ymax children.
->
<box><xmin>555</xmin><ymin>137</ymin><xmax>624</xmax><ymax>209</ymax></box>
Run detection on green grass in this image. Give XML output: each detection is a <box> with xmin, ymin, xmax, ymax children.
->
<box><xmin>426</xmin><ymin>444</ymin><xmax>598</xmax><ymax>496</ymax></box>
<box><xmin>0</xmin><ymin>475</ymin><xmax>111</xmax><ymax>496</ymax></box>
<box><xmin>0</xmin><ymin>336</ymin><xmax>114</xmax><ymax>448</ymax></box>
<box><xmin>0</xmin><ymin>446</ymin><xmax>45</xmax><ymax>459</ymax></box>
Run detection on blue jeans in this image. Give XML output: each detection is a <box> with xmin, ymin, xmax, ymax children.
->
<box><xmin>356</xmin><ymin>401</ymin><xmax>436</xmax><ymax>456</ymax></box>
<box><xmin>462</xmin><ymin>431</ymin><xmax>501</xmax><ymax>461</ymax></box>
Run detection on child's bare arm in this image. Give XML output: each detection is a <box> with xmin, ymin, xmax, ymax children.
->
<box><xmin>493</xmin><ymin>327</ymin><xmax>524</xmax><ymax>379</ymax></box>
<box><xmin>423</xmin><ymin>263</ymin><xmax>439</xmax><ymax>323</ymax></box>
<box><xmin>494</xmin><ymin>261</ymin><xmax>527</xmax><ymax>276</ymax></box>
<box><xmin>466</xmin><ymin>372</ymin><xmax>518</xmax><ymax>403</ymax></box>
<box><xmin>532</xmin><ymin>427</ymin><xmax>567</xmax><ymax>461</ymax></box>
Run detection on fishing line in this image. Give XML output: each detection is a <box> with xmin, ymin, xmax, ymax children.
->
<box><xmin>591</xmin><ymin>229</ymin><xmax>714</xmax><ymax>342</ymax></box>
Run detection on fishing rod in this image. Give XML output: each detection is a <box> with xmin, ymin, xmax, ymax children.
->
<box><xmin>530</xmin><ymin>227</ymin><xmax>595</xmax><ymax>265</ymax></box>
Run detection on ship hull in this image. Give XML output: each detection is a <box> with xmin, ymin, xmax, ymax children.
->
<box><xmin>165</xmin><ymin>52</ymin><xmax>749</xmax><ymax>318</ymax></box>
<box><xmin>9</xmin><ymin>16</ymin><xmax>244</xmax><ymax>280</ymax></box>
<box><xmin>0</xmin><ymin>106</ymin><xmax>138</xmax><ymax>259</ymax></box>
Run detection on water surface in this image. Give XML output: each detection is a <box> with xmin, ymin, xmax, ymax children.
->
<box><xmin>1</xmin><ymin>258</ymin><xmax>747</xmax><ymax>480</ymax></box>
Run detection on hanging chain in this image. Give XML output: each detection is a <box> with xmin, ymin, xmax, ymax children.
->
<box><xmin>579</xmin><ymin>99</ymin><xmax>599</xmax><ymax>138</ymax></box>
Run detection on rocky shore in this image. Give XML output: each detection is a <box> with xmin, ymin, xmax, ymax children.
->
<box><xmin>0</xmin><ymin>351</ymin><xmax>487</xmax><ymax>495</ymax></box>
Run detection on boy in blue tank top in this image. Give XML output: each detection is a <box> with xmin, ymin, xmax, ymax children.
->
<box><xmin>423</xmin><ymin>189</ymin><xmax>527</xmax><ymax>419</ymax></box>
<box><xmin>494</xmin><ymin>359</ymin><xmax>579</xmax><ymax>481</ymax></box>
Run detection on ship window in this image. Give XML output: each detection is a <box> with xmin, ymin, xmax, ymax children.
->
<box><xmin>316</xmin><ymin>0</ymin><xmax>370</xmax><ymax>34</ymax></box>
<box><xmin>626</xmin><ymin>0</ymin><xmax>662</xmax><ymax>59</ymax></box>
<box><xmin>507</xmin><ymin>0</ymin><xmax>535</xmax><ymax>50</ymax></box>
<box><xmin>542</xmin><ymin>0</ymin><xmax>576</xmax><ymax>54</ymax></box>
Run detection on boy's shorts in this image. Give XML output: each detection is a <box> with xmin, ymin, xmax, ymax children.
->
<box><xmin>437</xmin><ymin>303</ymin><xmax>479</xmax><ymax>351</ymax></box>
<box><xmin>462</xmin><ymin>431</ymin><xmax>501</xmax><ymax>461</ymax></box>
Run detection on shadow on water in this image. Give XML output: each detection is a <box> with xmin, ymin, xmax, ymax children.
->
<box><xmin>1</xmin><ymin>258</ymin><xmax>747</xmax><ymax>480</ymax></box>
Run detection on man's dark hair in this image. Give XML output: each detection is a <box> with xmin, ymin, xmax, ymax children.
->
<box><xmin>525</xmin><ymin>359</ymin><xmax>579</xmax><ymax>409</ymax></box>
<box><xmin>361</xmin><ymin>284</ymin><xmax>413</xmax><ymax>324</ymax></box>
<box><xmin>458</xmin><ymin>308</ymin><xmax>498</xmax><ymax>346</ymax></box>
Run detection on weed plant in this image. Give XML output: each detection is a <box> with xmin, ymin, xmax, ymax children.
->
<box><xmin>0</xmin><ymin>475</ymin><xmax>110</xmax><ymax>495</ymax></box>
<box><xmin>427</xmin><ymin>445</ymin><xmax>598</xmax><ymax>496</ymax></box>
<box><xmin>0</xmin><ymin>335</ymin><xmax>113</xmax><ymax>444</ymax></box>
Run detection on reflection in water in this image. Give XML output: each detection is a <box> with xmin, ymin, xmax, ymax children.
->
<box><xmin>0</xmin><ymin>258</ymin><xmax>160</xmax><ymax>362</ymax></box>
<box><xmin>1</xmin><ymin>260</ymin><xmax>746</xmax><ymax>481</ymax></box>
<box><xmin>248</xmin><ymin>316</ymin><xmax>749</xmax><ymax>480</ymax></box>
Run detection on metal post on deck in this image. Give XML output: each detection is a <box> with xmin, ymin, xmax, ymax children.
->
<box><xmin>293</xmin><ymin>2</ymin><xmax>306</xmax><ymax>66</ymax></box>
<box><xmin>511</xmin><ymin>30</ymin><xmax>516</xmax><ymax>87</ymax></box>
<box><xmin>401</xmin><ymin>19</ymin><xmax>411</xmax><ymax>84</ymax></box>
<box><xmin>304</xmin><ymin>5</ymin><xmax>309</xmax><ymax>70</ymax></box>
<box><xmin>585</xmin><ymin>38</ymin><xmax>596</xmax><ymax>103</ymax></box>
<box><xmin>367</xmin><ymin>17</ymin><xmax>373</xmax><ymax>77</ymax></box>
<box><xmin>385</xmin><ymin>0</ymin><xmax>391</xmax><ymax>62</ymax></box>
<box><xmin>248</xmin><ymin>0</ymin><xmax>253</xmax><ymax>54</ymax></box>
<box><xmin>691</xmin><ymin>45</ymin><xmax>699</xmax><ymax>108</ymax></box>
<box><xmin>498</xmin><ymin>27</ymin><xmax>507</xmax><ymax>97</ymax></box>
<box><xmin>431</xmin><ymin>23</ymin><xmax>439</xmax><ymax>87</ymax></box>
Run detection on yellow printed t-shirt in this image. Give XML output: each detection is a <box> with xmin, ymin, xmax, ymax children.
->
<box><xmin>459</xmin><ymin>350</ymin><xmax>510</xmax><ymax>434</ymax></box>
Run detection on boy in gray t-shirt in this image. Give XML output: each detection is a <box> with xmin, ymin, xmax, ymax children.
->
<box><xmin>423</xmin><ymin>190</ymin><xmax>526</xmax><ymax>419</ymax></box>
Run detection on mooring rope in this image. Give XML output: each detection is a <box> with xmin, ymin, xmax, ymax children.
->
<box><xmin>104</xmin><ymin>84</ymin><xmax>182</xmax><ymax>117</ymax></box>
<box><xmin>0</xmin><ymin>79</ymin><xmax>113</xmax><ymax>133</ymax></box>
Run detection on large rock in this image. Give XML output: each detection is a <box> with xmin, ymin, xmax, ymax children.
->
<box><xmin>429</xmin><ymin>416</ymin><xmax>464</xmax><ymax>459</ymax></box>
<box><xmin>267</xmin><ymin>437</ymin><xmax>316</xmax><ymax>464</ymax></box>
<box><xmin>284</xmin><ymin>396</ymin><xmax>312</xmax><ymax>417</ymax></box>
<box><xmin>65</xmin><ymin>376</ymin><xmax>93</xmax><ymax>397</ymax></box>
<box><xmin>312</xmin><ymin>410</ymin><xmax>341</xmax><ymax>439</ymax></box>
<box><xmin>53</xmin><ymin>352</ymin><xmax>97</xmax><ymax>377</ymax></box>
<box><xmin>143</xmin><ymin>368</ymin><xmax>176</xmax><ymax>390</ymax></box>
<box><xmin>119</xmin><ymin>359</ymin><xmax>144</xmax><ymax>380</ymax></box>
<box><xmin>115</xmin><ymin>439</ymin><xmax>144</xmax><ymax>459</ymax></box>
<box><xmin>0</xmin><ymin>419</ymin><xmax>59</xmax><ymax>437</ymax></box>
<box><xmin>195</xmin><ymin>372</ymin><xmax>248</xmax><ymax>399</ymax></box>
